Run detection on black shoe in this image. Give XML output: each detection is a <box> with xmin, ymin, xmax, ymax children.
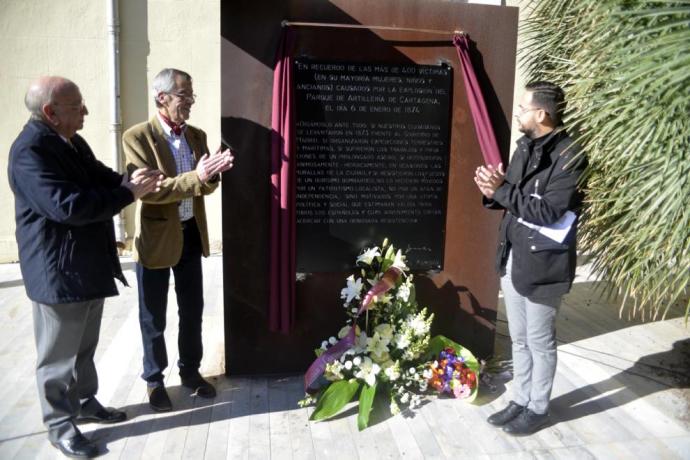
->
<box><xmin>147</xmin><ymin>385</ymin><xmax>173</xmax><ymax>412</ymax></box>
<box><xmin>51</xmin><ymin>433</ymin><xmax>100</xmax><ymax>458</ymax></box>
<box><xmin>181</xmin><ymin>374</ymin><xmax>216</xmax><ymax>398</ymax></box>
<box><xmin>76</xmin><ymin>398</ymin><xmax>127</xmax><ymax>424</ymax></box>
<box><xmin>487</xmin><ymin>401</ymin><xmax>525</xmax><ymax>426</ymax></box>
<box><xmin>502</xmin><ymin>408</ymin><xmax>550</xmax><ymax>436</ymax></box>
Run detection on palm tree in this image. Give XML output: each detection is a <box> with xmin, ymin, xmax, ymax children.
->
<box><xmin>520</xmin><ymin>0</ymin><xmax>689</xmax><ymax>320</ymax></box>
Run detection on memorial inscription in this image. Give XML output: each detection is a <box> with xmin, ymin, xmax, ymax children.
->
<box><xmin>294</xmin><ymin>59</ymin><xmax>452</xmax><ymax>271</ymax></box>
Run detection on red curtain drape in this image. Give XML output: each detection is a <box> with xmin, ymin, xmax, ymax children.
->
<box><xmin>269</xmin><ymin>26</ymin><xmax>296</xmax><ymax>333</ymax></box>
<box><xmin>453</xmin><ymin>34</ymin><xmax>502</xmax><ymax>167</ymax></box>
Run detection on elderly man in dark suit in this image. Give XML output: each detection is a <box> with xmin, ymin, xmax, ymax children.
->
<box><xmin>8</xmin><ymin>76</ymin><xmax>161</xmax><ymax>458</ymax></box>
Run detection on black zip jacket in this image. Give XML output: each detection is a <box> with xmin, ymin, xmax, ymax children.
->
<box><xmin>484</xmin><ymin>128</ymin><xmax>587</xmax><ymax>298</ymax></box>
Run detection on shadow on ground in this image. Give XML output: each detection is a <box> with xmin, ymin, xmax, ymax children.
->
<box><xmin>550</xmin><ymin>338</ymin><xmax>690</xmax><ymax>425</ymax></box>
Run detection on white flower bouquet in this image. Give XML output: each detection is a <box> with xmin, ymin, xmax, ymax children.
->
<box><xmin>301</xmin><ymin>239</ymin><xmax>470</xmax><ymax>430</ymax></box>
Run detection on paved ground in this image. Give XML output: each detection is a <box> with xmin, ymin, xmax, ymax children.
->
<box><xmin>0</xmin><ymin>255</ymin><xmax>688</xmax><ymax>459</ymax></box>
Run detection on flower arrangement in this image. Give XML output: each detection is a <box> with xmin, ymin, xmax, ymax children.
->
<box><xmin>301</xmin><ymin>239</ymin><xmax>480</xmax><ymax>430</ymax></box>
<box><xmin>425</xmin><ymin>346</ymin><xmax>479</xmax><ymax>401</ymax></box>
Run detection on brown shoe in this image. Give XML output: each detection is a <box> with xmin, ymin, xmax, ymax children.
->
<box><xmin>147</xmin><ymin>385</ymin><xmax>172</xmax><ymax>412</ymax></box>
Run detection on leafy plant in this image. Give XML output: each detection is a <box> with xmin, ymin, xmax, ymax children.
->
<box><xmin>521</xmin><ymin>0</ymin><xmax>690</xmax><ymax>320</ymax></box>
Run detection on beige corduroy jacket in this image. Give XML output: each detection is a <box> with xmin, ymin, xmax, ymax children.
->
<box><xmin>123</xmin><ymin>116</ymin><xmax>219</xmax><ymax>269</ymax></box>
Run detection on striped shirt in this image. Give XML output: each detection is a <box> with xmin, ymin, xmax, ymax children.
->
<box><xmin>157</xmin><ymin>113</ymin><xmax>194</xmax><ymax>221</ymax></box>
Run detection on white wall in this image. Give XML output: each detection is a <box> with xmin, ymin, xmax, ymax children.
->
<box><xmin>0</xmin><ymin>0</ymin><xmax>222</xmax><ymax>262</ymax></box>
<box><xmin>119</xmin><ymin>0</ymin><xmax>223</xmax><ymax>252</ymax></box>
<box><xmin>507</xmin><ymin>0</ymin><xmax>527</xmax><ymax>150</ymax></box>
<box><xmin>0</xmin><ymin>1</ymin><xmax>109</xmax><ymax>261</ymax></box>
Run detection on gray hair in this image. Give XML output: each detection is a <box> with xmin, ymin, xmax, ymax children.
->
<box><xmin>152</xmin><ymin>68</ymin><xmax>192</xmax><ymax>108</ymax></box>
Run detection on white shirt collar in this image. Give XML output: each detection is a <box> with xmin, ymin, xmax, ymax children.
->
<box><xmin>157</xmin><ymin>113</ymin><xmax>174</xmax><ymax>137</ymax></box>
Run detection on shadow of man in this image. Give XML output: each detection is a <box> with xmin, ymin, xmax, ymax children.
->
<box><xmin>86</xmin><ymin>374</ymin><xmax>306</xmax><ymax>454</ymax></box>
<box><xmin>549</xmin><ymin>339</ymin><xmax>690</xmax><ymax>424</ymax></box>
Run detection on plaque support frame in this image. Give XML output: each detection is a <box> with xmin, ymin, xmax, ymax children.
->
<box><xmin>221</xmin><ymin>0</ymin><xmax>518</xmax><ymax>374</ymax></box>
<box><xmin>282</xmin><ymin>20</ymin><xmax>465</xmax><ymax>36</ymax></box>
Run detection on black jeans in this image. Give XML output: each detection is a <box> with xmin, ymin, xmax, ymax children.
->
<box><xmin>136</xmin><ymin>219</ymin><xmax>204</xmax><ymax>384</ymax></box>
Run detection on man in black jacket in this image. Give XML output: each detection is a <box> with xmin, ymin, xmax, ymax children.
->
<box><xmin>8</xmin><ymin>76</ymin><xmax>161</xmax><ymax>458</ymax></box>
<box><xmin>474</xmin><ymin>81</ymin><xmax>587</xmax><ymax>436</ymax></box>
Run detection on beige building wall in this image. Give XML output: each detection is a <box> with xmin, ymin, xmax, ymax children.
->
<box><xmin>0</xmin><ymin>0</ymin><xmax>526</xmax><ymax>263</ymax></box>
<box><xmin>120</xmin><ymin>0</ymin><xmax>223</xmax><ymax>254</ymax></box>
<box><xmin>0</xmin><ymin>1</ymin><xmax>108</xmax><ymax>261</ymax></box>
<box><xmin>507</xmin><ymin>0</ymin><xmax>527</xmax><ymax>150</ymax></box>
<box><xmin>0</xmin><ymin>0</ymin><xmax>222</xmax><ymax>263</ymax></box>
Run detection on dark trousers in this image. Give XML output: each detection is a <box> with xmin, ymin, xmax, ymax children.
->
<box><xmin>136</xmin><ymin>219</ymin><xmax>204</xmax><ymax>384</ymax></box>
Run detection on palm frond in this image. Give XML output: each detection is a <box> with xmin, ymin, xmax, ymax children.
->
<box><xmin>520</xmin><ymin>0</ymin><xmax>690</xmax><ymax>320</ymax></box>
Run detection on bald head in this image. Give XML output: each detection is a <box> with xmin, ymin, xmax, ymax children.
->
<box><xmin>25</xmin><ymin>76</ymin><xmax>87</xmax><ymax>138</ymax></box>
<box><xmin>25</xmin><ymin>76</ymin><xmax>77</xmax><ymax>119</ymax></box>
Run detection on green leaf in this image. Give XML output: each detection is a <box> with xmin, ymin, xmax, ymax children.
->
<box><xmin>314</xmin><ymin>348</ymin><xmax>324</xmax><ymax>357</ymax></box>
<box><xmin>378</xmin><ymin>245</ymin><xmax>395</xmax><ymax>273</ymax></box>
<box><xmin>519</xmin><ymin>0</ymin><xmax>690</xmax><ymax>321</ymax></box>
<box><xmin>380</xmin><ymin>259</ymin><xmax>392</xmax><ymax>273</ymax></box>
<box><xmin>384</xmin><ymin>244</ymin><xmax>395</xmax><ymax>262</ymax></box>
<box><xmin>357</xmin><ymin>382</ymin><xmax>377</xmax><ymax>431</ymax></box>
<box><xmin>408</xmin><ymin>283</ymin><xmax>416</xmax><ymax>304</ymax></box>
<box><xmin>310</xmin><ymin>379</ymin><xmax>361</xmax><ymax>421</ymax></box>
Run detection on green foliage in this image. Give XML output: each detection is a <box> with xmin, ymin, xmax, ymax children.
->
<box><xmin>521</xmin><ymin>0</ymin><xmax>690</xmax><ymax>320</ymax></box>
<box><xmin>310</xmin><ymin>379</ymin><xmax>361</xmax><ymax>421</ymax></box>
<box><xmin>357</xmin><ymin>382</ymin><xmax>377</xmax><ymax>430</ymax></box>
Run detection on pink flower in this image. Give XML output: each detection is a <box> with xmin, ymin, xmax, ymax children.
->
<box><xmin>453</xmin><ymin>383</ymin><xmax>471</xmax><ymax>399</ymax></box>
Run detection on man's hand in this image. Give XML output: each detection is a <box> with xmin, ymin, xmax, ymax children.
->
<box><xmin>473</xmin><ymin>163</ymin><xmax>505</xmax><ymax>199</ymax></box>
<box><xmin>196</xmin><ymin>147</ymin><xmax>234</xmax><ymax>183</ymax></box>
<box><xmin>122</xmin><ymin>168</ymin><xmax>164</xmax><ymax>199</ymax></box>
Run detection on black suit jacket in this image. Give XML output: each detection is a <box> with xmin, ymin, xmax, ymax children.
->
<box><xmin>484</xmin><ymin>129</ymin><xmax>587</xmax><ymax>298</ymax></box>
<box><xmin>8</xmin><ymin>120</ymin><xmax>134</xmax><ymax>304</ymax></box>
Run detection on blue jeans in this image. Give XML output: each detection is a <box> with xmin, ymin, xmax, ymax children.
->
<box><xmin>501</xmin><ymin>251</ymin><xmax>561</xmax><ymax>414</ymax></box>
<box><xmin>136</xmin><ymin>219</ymin><xmax>204</xmax><ymax>384</ymax></box>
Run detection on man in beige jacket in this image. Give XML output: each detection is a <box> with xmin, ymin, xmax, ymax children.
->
<box><xmin>123</xmin><ymin>68</ymin><xmax>233</xmax><ymax>412</ymax></box>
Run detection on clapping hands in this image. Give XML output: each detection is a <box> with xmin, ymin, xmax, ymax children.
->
<box><xmin>473</xmin><ymin>163</ymin><xmax>505</xmax><ymax>199</ymax></box>
<box><xmin>196</xmin><ymin>146</ymin><xmax>234</xmax><ymax>183</ymax></box>
<box><xmin>123</xmin><ymin>168</ymin><xmax>164</xmax><ymax>199</ymax></box>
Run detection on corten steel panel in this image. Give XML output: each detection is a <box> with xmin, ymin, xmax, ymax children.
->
<box><xmin>221</xmin><ymin>0</ymin><xmax>517</xmax><ymax>374</ymax></box>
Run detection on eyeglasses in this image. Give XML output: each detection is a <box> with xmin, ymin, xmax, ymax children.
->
<box><xmin>54</xmin><ymin>100</ymin><xmax>87</xmax><ymax>111</ymax></box>
<box><xmin>169</xmin><ymin>92</ymin><xmax>197</xmax><ymax>102</ymax></box>
<box><xmin>515</xmin><ymin>105</ymin><xmax>541</xmax><ymax>116</ymax></box>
